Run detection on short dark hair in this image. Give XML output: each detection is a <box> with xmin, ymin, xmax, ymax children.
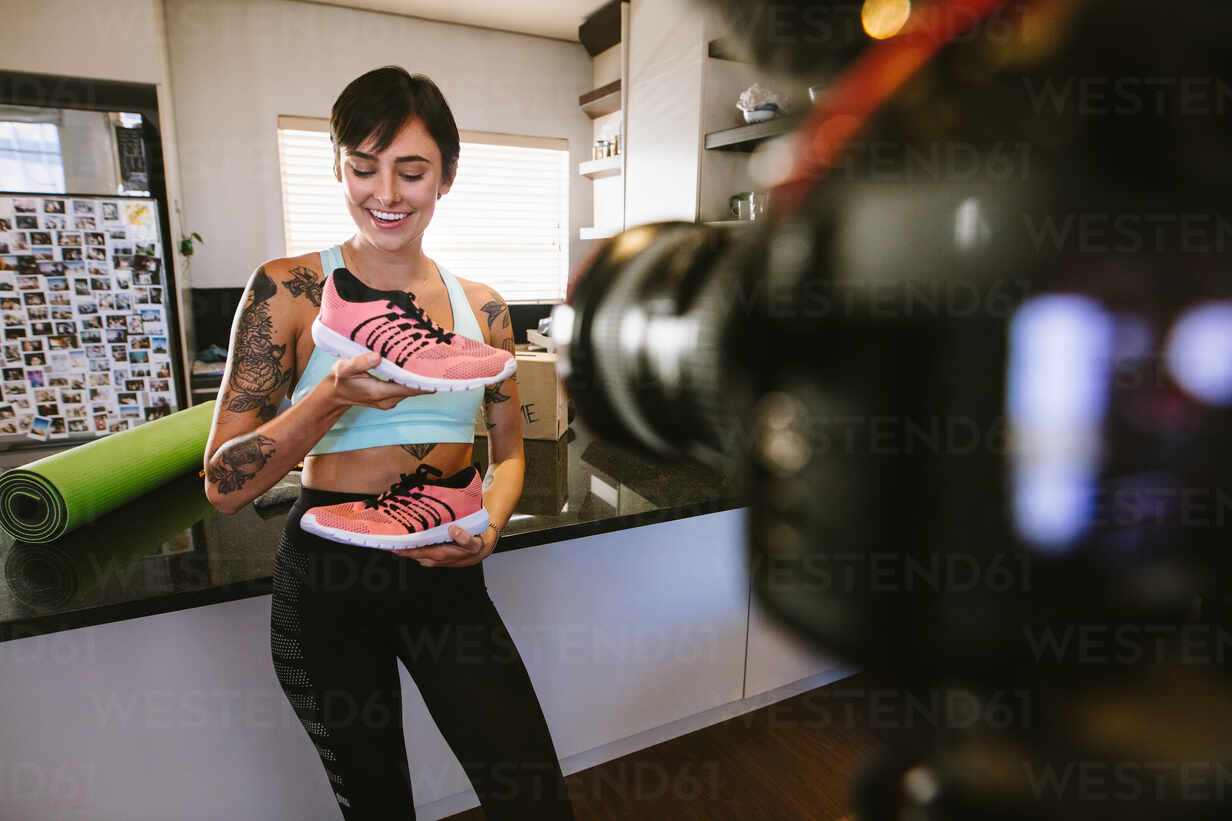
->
<box><xmin>330</xmin><ymin>67</ymin><xmax>460</xmax><ymax>185</ymax></box>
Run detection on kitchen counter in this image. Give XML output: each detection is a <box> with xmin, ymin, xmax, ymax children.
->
<box><xmin>0</xmin><ymin>422</ymin><xmax>740</xmax><ymax>641</ymax></box>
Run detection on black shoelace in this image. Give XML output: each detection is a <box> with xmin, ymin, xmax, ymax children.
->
<box><xmin>384</xmin><ymin>291</ymin><xmax>455</xmax><ymax>346</ymax></box>
<box><xmin>364</xmin><ymin>463</ymin><xmax>444</xmax><ymax>510</ymax></box>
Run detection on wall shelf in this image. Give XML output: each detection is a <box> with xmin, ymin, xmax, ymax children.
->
<box><xmin>580</xmin><ymin>79</ymin><xmax>621</xmax><ymax>119</ymax></box>
<box><xmin>579</xmin><ymin>155</ymin><xmax>622</xmax><ymax>179</ymax></box>
<box><xmin>704</xmin><ymin>114</ymin><xmax>803</xmax><ymax>152</ymax></box>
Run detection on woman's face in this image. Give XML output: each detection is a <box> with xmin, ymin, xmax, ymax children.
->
<box><xmin>336</xmin><ymin>115</ymin><xmax>453</xmax><ymax>254</ymax></box>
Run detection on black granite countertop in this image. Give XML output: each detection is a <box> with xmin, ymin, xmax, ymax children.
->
<box><xmin>0</xmin><ymin>422</ymin><xmax>741</xmax><ymax>641</ymax></box>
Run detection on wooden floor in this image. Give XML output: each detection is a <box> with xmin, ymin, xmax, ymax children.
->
<box><xmin>444</xmin><ymin>672</ymin><xmax>887</xmax><ymax>821</ymax></box>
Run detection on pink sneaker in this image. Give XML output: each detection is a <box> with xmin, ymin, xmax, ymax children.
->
<box><xmin>311</xmin><ymin>267</ymin><xmax>515</xmax><ymax>391</ymax></box>
<box><xmin>300</xmin><ymin>464</ymin><xmax>490</xmax><ymax>550</ymax></box>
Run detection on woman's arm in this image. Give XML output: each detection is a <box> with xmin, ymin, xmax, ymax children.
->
<box><xmin>204</xmin><ymin>262</ymin><xmax>428</xmax><ymax>514</ymax></box>
<box><xmin>395</xmin><ymin>284</ymin><xmax>523</xmax><ymax>566</ymax></box>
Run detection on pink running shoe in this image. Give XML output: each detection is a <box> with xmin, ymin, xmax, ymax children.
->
<box><xmin>300</xmin><ymin>464</ymin><xmax>490</xmax><ymax>550</ymax></box>
<box><xmin>311</xmin><ymin>267</ymin><xmax>515</xmax><ymax>391</ymax></box>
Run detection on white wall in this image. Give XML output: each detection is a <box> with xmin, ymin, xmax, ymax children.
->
<box><xmin>0</xmin><ymin>0</ymin><xmax>167</xmax><ymax>84</ymax></box>
<box><xmin>0</xmin><ymin>0</ymin><xmax>193</xmax><ymax>392</ymax></box>
<box><xmin>164</xmin><ymin>0</ymin><xmax>596</xmax><ymax>289</ymax></box>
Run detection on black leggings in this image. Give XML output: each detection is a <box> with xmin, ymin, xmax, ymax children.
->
<box><xmin>271</xmin><ymin>486</ymin><xmax>575</xmax><ymax>820</ymax></box>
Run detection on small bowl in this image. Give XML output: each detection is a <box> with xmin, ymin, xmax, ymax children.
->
<box><xmin>743</xmin><ymin>108</ymin><xmax>776</xmax><ymax>124</ymax></box>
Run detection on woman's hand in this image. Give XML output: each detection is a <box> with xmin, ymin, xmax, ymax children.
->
<box><xmin>392</xmin><ymin>521</ymin><xmax>499</xmax><ymax>566</ymax></box>
<box><xmin>326</xmin><ymin>351</ymin><xmax>434</xmax><ymax>410</ymax></box>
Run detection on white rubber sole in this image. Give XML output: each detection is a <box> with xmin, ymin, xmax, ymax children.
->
<box><xmin>300</xmin><ymin>506</ymin><xmax>491</xmax><ymax>550</ymax></box>
<box><xmin>311</xmin><ymin>317</ymin><xmax>516</xmax><ymax>392</ymax></box>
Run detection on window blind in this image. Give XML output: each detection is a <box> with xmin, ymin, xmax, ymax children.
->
<box><xmin>276</xmin><ymin>123</ymin><xmax>569</xmax><ymax>303</ymax></box>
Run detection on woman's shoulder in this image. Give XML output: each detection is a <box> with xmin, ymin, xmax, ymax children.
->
<box><xmin>452</xmin><ymin>274</ymin><xmax>511</xmax><ymax>346</ymax></box>
<box><xmin>253</xmin><ymin>251</ymin><xmax>326</xmax><ymax>310</ymax></box>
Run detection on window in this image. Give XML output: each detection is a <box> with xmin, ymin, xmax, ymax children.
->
<box><xmin>277</xmin><ymin>116</ymin><xmax>569</xmax><ymax>303</ymax></box>
<box><xmin>0</xmin><ymin>120</ymin><xmax>66</xmax><ymax>194</ymax></box>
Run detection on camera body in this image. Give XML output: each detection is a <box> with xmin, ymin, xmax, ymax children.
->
<box><xmin>554</xmin><ymin>0</ymin><xmax>1232</xmax><ymax>816</ymax></box>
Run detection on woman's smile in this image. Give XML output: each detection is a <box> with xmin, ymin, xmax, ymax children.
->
<box><xmin>366</xmin><ymin>207</ymin><xmax>411</xmax><ymax>229</ymax></box>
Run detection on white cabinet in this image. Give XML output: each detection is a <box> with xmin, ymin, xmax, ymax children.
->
<box><xmin>483</xmin><ymin>509</ymin><xmax>750</xmax><ymax>760</ymax></box>
<box><xmin>623</xmin><ymin>0</ymin><xmax>706</xmax><ymax>226</ymax></box>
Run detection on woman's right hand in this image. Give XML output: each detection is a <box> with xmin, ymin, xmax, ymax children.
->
<box><xmin>326</xmin><ymin>351</ymin><xmax>435</xmax><ymax>410</ymax></box>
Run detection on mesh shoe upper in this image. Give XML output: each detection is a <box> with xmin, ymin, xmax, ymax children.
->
<box><xmin>307</xmin><ymin>464</ymin><xmax>484</xmax><ymax>537</ymax></box>
<box><xmin>319</xmin><ymin>267</ymin><xmax>512</xmax><ymax>381</ymax></box>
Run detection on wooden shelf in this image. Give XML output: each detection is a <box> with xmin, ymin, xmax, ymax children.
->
<box><xmin>579</xmin><ymin>156</ymin><xmax>622</xmax><ymax>179</ymax></box>
<box><xmin>580</xmin><ymin>226</ymin><xmax>619</xmax><ymax>240</ymax></box>
<box><xmin>704</xmin><ymin>114</ymin><xmax>803</xmax><ymax>152</ymax></box>
<box><xmin>703</xmin><ymin>220</ymin><xmax>756</xmax><ymax>228</ymax></box>
<box><xmin>580</xmin><ymin>79</ymin><xmax>621</xmax><ymax>119</ymax></box>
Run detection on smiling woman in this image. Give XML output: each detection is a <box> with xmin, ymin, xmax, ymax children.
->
<box><xmin>202</xmin><ymin>66</ymin><xmax>574</xmax><ymax>820</ymax></box>
<box><xmin>277</xmin><ymin>121</ymin><xmax>571</xmax><ymax>301</ymax></box>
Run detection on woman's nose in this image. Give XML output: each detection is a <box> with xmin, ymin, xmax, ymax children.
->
<box><xmin>377</xmin><ymin>170</ymin><xmax>399</xmax><ymax>206</ymax></box>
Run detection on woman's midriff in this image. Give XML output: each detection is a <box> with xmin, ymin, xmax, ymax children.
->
<box><xmin>301</xmin><ymin>442</ymin><xmax>475</xmax><ymax>494</ymax></box>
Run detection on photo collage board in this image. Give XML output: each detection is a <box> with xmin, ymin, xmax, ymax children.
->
<box><xmin>0</xmin><ymin>194</ymin><xmax>178</xmax><ymax>442</ymax></box>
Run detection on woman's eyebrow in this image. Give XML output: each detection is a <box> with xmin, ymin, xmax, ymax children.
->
<box><xmin>348</xmin><ymin>150</ymin><xmax>429</xmax><ymax>163</ymax></box>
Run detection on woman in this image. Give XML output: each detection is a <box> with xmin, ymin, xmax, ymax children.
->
<box><xmin>203</xmin><ymin>67</ymin><xmax>574</xmax><ymax>820</ymax></box>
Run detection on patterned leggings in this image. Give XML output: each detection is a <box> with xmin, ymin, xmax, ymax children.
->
<box><xmin>271</xmin><ymin>486</ymin><xmax>575</xmax><ymax>820</ymax></box>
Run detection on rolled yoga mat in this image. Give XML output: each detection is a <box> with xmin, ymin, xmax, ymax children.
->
<box><xmin>4</xmin><ymin>470</ymin><xmax>213</xmax><ymax>610</ymax></box>
<box><xmin>0</xmin><ymin>400</ymin><xmax>215</xmax><ymax>543</ymax></box>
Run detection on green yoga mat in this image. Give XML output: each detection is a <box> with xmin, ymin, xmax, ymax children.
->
<box><xmin>0</xmin><ymin>400</ymin><xmax>215</xmax><ymax>543</ymax></box>
<box><xmin>4</xmin><ymin>470</ymin><xmax>213</xmax><ymax>610</ymax></box>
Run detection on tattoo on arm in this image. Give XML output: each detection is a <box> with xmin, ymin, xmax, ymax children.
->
<box><xmin>206</xmin><ymin>434</ymin><xmax>276</xmax><ymax>494</ymax></box>
<box><xmin>480</xmin><ymin>292</ymin><xmax>509</xmax><ymax>331</ymax></box>
<box><xmin>484</xmin><ymin>384</ymin><xmax>511</xmax><ymax>405</ymax></box>
<box><xmin>400</xmin><ymin>442</ymin><xmax>437</xmax><ymax>460</ymax></box>
<box><xmin>227</xmin><ymin>268</ymin><xmax>291</xmax><ymax>422</ymax></box>
<box><xmin>283</xmin><ymin>266</ymin><xmax>323</xmax><ymax>307</ymax></box>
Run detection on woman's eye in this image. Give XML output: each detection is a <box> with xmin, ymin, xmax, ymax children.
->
<box><xmin>351</xmin><ymin>169</ymin><xmax>375</xmax><ymax>177</ymax></box>
<box><xmin>401</xmin><ymin>174</ymin><xmax>423</xmax><ymax>182</ymax></box>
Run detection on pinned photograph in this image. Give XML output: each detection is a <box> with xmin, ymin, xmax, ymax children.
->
<box><xmin>27</xmin><ymin>369</ymin><xmax>44</xmax><ymax>388</ymax></box>
<box><xmin>61</xmin><ymin>248</ymin><xmax>81</xmax><ymax>262</ymax></box>
<box><xmin>29</xmin><ymin>231</ymin><xmax>51</xmax><ymax>246</ymax></box>
<box><xmin>49</xmin><ymin>417</ymin><xmax>66</xmax><ymax>438</ymax></box>
<box><xmin>101</xmin><ymin>202</ymin><xmax>119</xmax><ymax>222</ymax></box>
<box><xmin>13</xmin><ymin>199</ymin><xmax>36</xmax><ymax>214</ymax></box>
<box><xmin>27</xmin><ymin>415</ymin><xmax>49</xmax><ymax>441</ymax></box>
<box><xmin>57</xmin><ymin>232</ymin><xmax>82</xmax><ymax>247</ymax></box>
<box><xmin>0</xmin><ymin>218</ymin><xmax>9</xmax><ymax>231</ymax></box>
<box><xmin>43</xmin><ymin>200</ymin><xmax>65</xmax><ymax>215</ymax></box>
<box><xmin>85</xmin><ymin>232</ymin><xmax>105</xmax><ymax>246</ymax></box>
<box><xmin>44</xmin><ymin>215</ymin><xmax>65</xmax><ymax>230</ymax></box>
<box><xmin>11</xmin><ymin>234</ymin><xmax>28</xmax><ymax>251</ymax></box>
<box><xmin>0</xmin><ymin>404</ymin><xmax>15</xmax><ymax>420</ymax></box>
<box><xmin>72</xmin><ymin>200</ymin><xmax>95</xmax><ymax>216</ymax></box>
<box><xmin>68</xmin><ymin>419</ymin><xmax>88</xmax><ymax>433</ymax></box>
<box><xmin>73</xmin><ymin>217</ymin><xmax>96</xmax><ymax>231</ymax></box>
<box><xmin>16</xmin><ymin>216</ymin><xmax>37</xmax><ymax>230</ymax></box>
<box><xmin>87</xmin><ymin>247</ymin><xmax>106</xmax><ymax>262</ymax></box>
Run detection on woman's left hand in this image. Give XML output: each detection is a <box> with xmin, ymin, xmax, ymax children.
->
<box><xmin>391</xmin><ymin>521</ymin><xmax>499</xmax><ymax>566</ymax></box>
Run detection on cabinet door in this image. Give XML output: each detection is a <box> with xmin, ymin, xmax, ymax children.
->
<box><xmin>623</xmin><ymin>0</ymin><xmax>706</xmax><ymax>226</ymax></box>
<box><xmin>482</xmin><ymin>509</ymin><xmax>750</xmax><ymax>760</ymax></box>
<box><xmin>745</xmin><ymin>580</ymin><xmax>846</xmax><ymax>698</ymax></box>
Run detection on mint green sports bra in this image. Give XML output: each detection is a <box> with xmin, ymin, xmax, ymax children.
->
<box><xmin>290</xmin><ymin>245</ymin><xmax>484</xmax><ymax>455</ymax></box>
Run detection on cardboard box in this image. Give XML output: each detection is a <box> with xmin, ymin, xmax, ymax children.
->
<box><xmin>475</xmin><ymin>349</ymin><xmax>568</xmax><ymax>441</ymax></box>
